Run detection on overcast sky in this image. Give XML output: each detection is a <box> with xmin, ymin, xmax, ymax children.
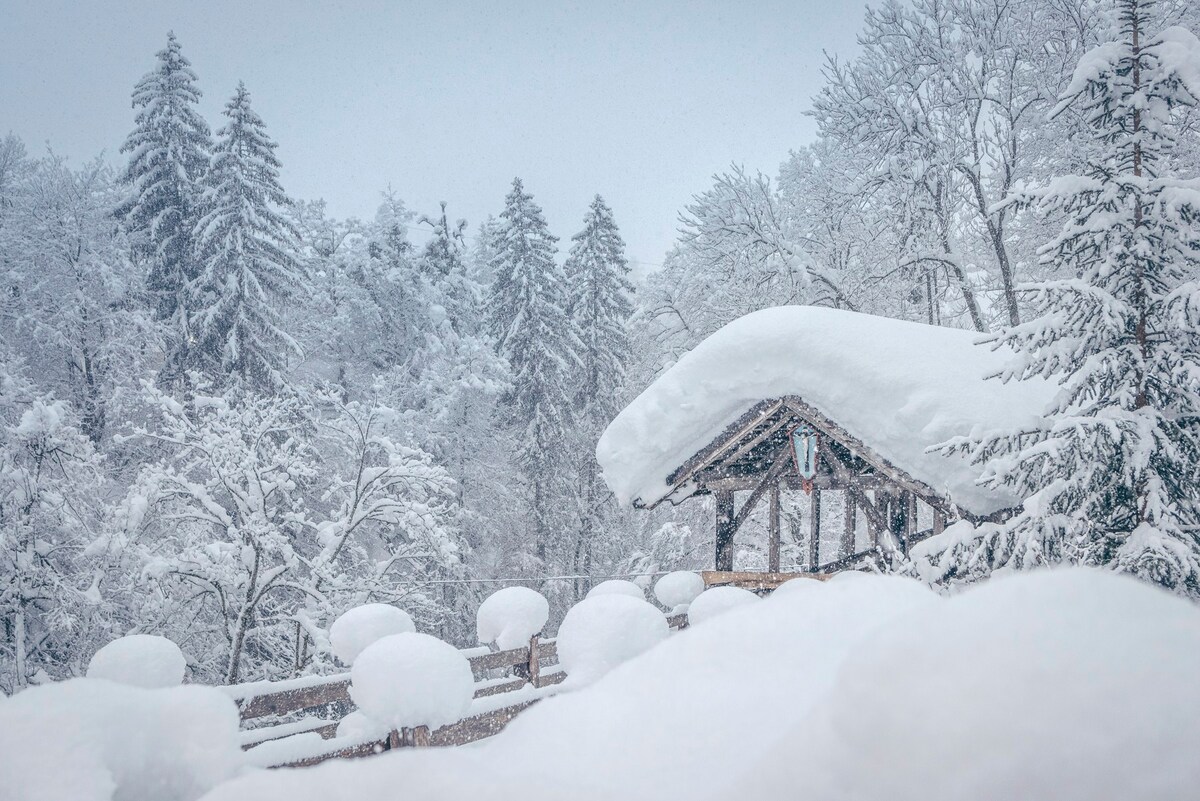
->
<box><xmin>1</xmin><ymin>0</ymin><xmax>868</xmax><ymax>270</ymax></box>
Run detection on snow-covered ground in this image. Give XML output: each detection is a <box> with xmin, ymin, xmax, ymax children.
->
<box><xmin>8</xmin><ymin>568</ymin><xmax>1179</xmax><ymax>801</ymax></box>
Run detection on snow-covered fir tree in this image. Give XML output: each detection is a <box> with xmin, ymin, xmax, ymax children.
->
<box><xmin>563</xmin><ymin>195</ymin><xmax>633</xmax><ymax>583</ymax></box>
<box><xmin>487</xmin><ymin>178</ymin><xmax>581</xmax><ymax>568</ymax></box>
<box><xmin>931</xmin><ymin>1</ymin><xmax>1200</xmax><ymax>597</ymax></box>
<box><xmin>116</xmin><ymin>33</ymin><xmax>211</xmax><ymax>336</ymax></box>
<box><xmin>191</xmin><ymin>83</ymin><xmax>303</xmax><ymax>391</ymax></box>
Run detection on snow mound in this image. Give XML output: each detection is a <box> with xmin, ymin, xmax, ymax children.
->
<box><xmin>585</xmin><ymin>579</ymin><xmax>645</xmax><ymax>600</ymax></box>
<box><xmin>194</xmin><ymin>570</ymin><xmax>1200</xmax><ymax>801</ymax></box>
<box><xmin>350</xmin><ymin>632</ymin><xmax>474</xmax><ymax>731</ymax></box>
<box><xmin>736</xmin><ymin>569</ymin><xmax>1200</xmax><ymax>801</ymax></box>
<box><xmin>335</xmin><ymin>710</ymin><xmax>385</xmax><ymax>740</ymax></box>
<box><xmin>329</xmin><ymin>604</ymin><xmax>415</xmax><ymax>665</ymax></box>
<box><xmin>770</xmin><ymin>577</ymin><xmax>824</xmax><ymax>598</ymax></box>
<box><xmin>653</xmin><ymin>571</ymin><xmax>705</xmax><ymax>611</ymax></box>
<box><xmin>0</xmin><ymin>679</ymin><xmax>242</xmax><ymax>801</ymax></box>
<box><xmin>86</xmin><ymin>634</ymin><xmax>186</xmax><ymax>688</ymax></box>
<box><xmin>687</xmin><ymin>586</ymin><xmax>759</xmax><ymax>625</ymax></box>
<box><xmin>477</xmin><ymin>587</ymin><xmax>549</xmax><ymax>650</ymax></box>
<box><xmin>556</xmin><ymin>595</ymin><xmax>670</xmax><ymax>686</ymax></box>
<box><xmin>597</xmin><ymin>306</ymin><xmax>1053</xmax><ymax>515</ymax></box>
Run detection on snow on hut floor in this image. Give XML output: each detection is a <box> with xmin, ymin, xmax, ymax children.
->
<box><xmin>196</xmin><ymin>569</ymin><xmax>1200</xmax><ymax>801</ymax></box>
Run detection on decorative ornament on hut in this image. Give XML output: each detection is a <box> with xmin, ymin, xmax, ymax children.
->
<box><xmin>789</xmin><ymin>424</ymin><xmax>819</xmax><ymax>494</ymax></box>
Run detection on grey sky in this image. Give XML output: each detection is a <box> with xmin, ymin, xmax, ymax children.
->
<box><xmin>1</xmin><ymin>0</ymin><xmax>867</xmax><ymax>269</ymax></box>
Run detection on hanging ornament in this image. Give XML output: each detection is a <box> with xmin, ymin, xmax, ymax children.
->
<box><xmin>789</xmin><ymin>424</ymin><xmax>819</xmax><ymax>495</ymax></box>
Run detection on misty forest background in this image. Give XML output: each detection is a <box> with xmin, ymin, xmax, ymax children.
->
<box><xmin>4</xmin><ymin>0</ymin><xmax>1200</xmax><ymax>691</ymax></box>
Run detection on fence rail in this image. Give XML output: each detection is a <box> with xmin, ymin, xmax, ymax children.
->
<box><xmin>227</xmin><ymin>617</ymin><xmax>688</xmax><ymax>768</ymax></box>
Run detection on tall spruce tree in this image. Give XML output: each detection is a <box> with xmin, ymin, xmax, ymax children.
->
<box><xmin>191</xmin><ymin>83</ymin><xmax>302</xmax><ymax>391</ymax></box>
<box><xmin>487</xmin><ymin>178</ymin><xmax>581</xmax><ymax>565</ymax></box>
<box><xmin>563</xmin><ymin>195</ymin><xmax>633</xmax><ymax>585</ymax></box>
<box><xmin>116</xmin><ymin>32</ymin><xmax>211</xmax><ymax>349</ymax></box>
<box><xmin>936</xmin><ymin>1</ymin><xmax>1200</xmax><ymax>597</ymax></box>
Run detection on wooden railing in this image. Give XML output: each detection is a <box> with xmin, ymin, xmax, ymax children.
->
<box><xmin>227</xmin><ymin>614</ymin><xmax>690</xmax><ymax>768</ymax></box>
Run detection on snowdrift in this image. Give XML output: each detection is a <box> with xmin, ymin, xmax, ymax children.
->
<box><xmin>197</xmin><ymin>569</ymin><xmax>1200</xmax><ymax>801</ymax></box>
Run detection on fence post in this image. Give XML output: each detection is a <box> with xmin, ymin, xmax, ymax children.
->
<box><xmin>527</xmin><ymin>634</ymin><xmax>541</xmax><ymax>687</ymax></box>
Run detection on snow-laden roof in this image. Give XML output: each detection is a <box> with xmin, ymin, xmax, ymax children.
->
<box><xmin>598</xmin><ymin>306</ymin><xmax>1054</xmax><ymax>516</ymax></box>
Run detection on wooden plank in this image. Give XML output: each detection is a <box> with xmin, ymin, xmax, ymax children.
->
<box><xmin>701</xmin><ymin>570</ymin><xmax>830</xmax><ymax>591</ymax></box>
<box><xmin>933</xmin><ymin>508</ymin><xmax>945</xmax><ymax>536</ymax></box>
<box><xmin>469</xmin><ymin>645</ymin><xmax>532</xmax><ymax>672</ymax></box>
<box><xmin>430</xmin><ymin>700</ymin><xmax>541</xmax><ymax>747</ymax></box>
<box><xmin>768</xmin><ymin>481</ymin><xmax>781</xmax><ymax>573</ymax></box>
<box><xmin>238</xmin><ymin>680</ymin><xmax>351</xmax><ymax>721</ymax></box>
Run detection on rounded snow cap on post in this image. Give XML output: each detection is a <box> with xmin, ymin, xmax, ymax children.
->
<box><xmin>350</xmin><ymin>632</ymin><xmax>474</xmax><ymax>732</ymax></box>
<box><xmin>556</xmin><ymin>594</ymin><xmax>670</xmax><ymax>686</ymax></box>
<box><xmin>477</xmin><ymin>586</ymin><xmax>549</xmax><ymax>650</ymax></box>
<box><xmin>330</xmin><ymin>604</ymin><xmax>415</xmax><ymax>665</ymax></box>
<box><xmin>654</xmin><ymin>571</ymin><xmax>705</xmax><ymax>612</ymax></box>
<box><xmin>586</xmin><ymin>579</ymin><xmax>645</xmax><ymax>600</ymax></box>
<box><xmin>87</xmin><ymin>634</ymin><xmax>186</xmax><ymax>688</ymax></box>
<box><xmin>687</xmin><ymin>586</ymin><xmax>759</xmax><ymax>626</ymax></box>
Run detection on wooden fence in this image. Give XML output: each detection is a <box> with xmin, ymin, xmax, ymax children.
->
<box><xmin>227</xmin><ymin>613</ymin><xmax>689</xmax><ymax>768</ymax></box>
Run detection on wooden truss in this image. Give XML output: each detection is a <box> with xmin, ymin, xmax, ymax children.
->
<box><xmin>642</xmin><ymin>396</ymin><xmax>962</xmax><ymax>573</ymax></box>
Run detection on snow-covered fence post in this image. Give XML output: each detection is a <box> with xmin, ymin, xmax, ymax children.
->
<box><xmin>476</xmin><ymin>586</ymin><xmax>549</xmax><ymax>684</ymax></box>
<box><xmin>350</xmin><ymin>632</ymin><xmax>474</xmax><ymax>750</ymax></box>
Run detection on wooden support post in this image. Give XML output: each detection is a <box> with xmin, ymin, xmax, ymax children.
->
<box><xmin>768</xmin><ymin>481</ymin><xmax>781</xmax><ymax>573</ymax></box>
<box><xmin>904</xmin><ymin>491</ymin><xmax>917</xmax><ymax>555</ymax></box>
<box><xmin>715</xmin><ymin>490</ymin><xmax>736</xmax><ymax>571</ymax></box>
<box><xmin>527</xmin><ymin>634</ymin><xmax>540</xmax><ymax>687</ymax></box>
<box><xmin>841</xmin><ymin>487</ymin><xmax>857</xmax><ymax>557</ymax></box>
<box><xmin>808</xmin><ymin>488</ymin><xmax>821</xmax><ymax>572</ymax></box>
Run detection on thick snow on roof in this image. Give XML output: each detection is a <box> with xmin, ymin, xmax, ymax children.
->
<box><xmin>598</xmin><ymin>306</ymin><xmax>1054</xmax><ymax>516</ymax></box>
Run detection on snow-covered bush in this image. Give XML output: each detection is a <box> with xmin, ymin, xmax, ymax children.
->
<box><xmin>350</xmin><ymin>632</ymin><xmax>474</xmax><ymax>732</ymax></box>
<box><xmin>477</xmin><ymin>587</ymin><xmax>549</xmax><ymax>650</ymax></box>
<box><xmin>329</xmin><ymin>604</ymin><xmax>415</xmax><ymax>666</ymax></box>
<box><xmin>0</xmin><ymin>678</ymin><xmax>243</xmax><ymax>801</ymax></box>
<box><xmin>556</xmin><ymin>595</ymin><xmax>669</xmax><ymax>685</ymax></box>
<box><xmin>585</xmin><ymin>579</ymin><xmax>644</xmax><ymax>600</ymax></box>
<box><xmin>653</xmin><ymin>571</ymin><xmax>705</xmax><ymax>612</ymax></box>
<box><xmin>87</xmin><ymin>635</ymin><xmax>186</xmax><ymax>688</ymax></box>
<box><xmin>686</xmin><ymin>586</ymin><xmax>759</xmax><ymax>626</ymax></box>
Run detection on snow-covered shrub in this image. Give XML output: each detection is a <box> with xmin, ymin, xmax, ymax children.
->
<box><xmin>477</xmin><ymin>587</ymin><xmax>549</xmax><ymax>650</ymax></box>
<box><xmin>556</xmin><ymin>595</ymin><xmax>669</xmax><ymax>686</ymax></box>
<box><xmin>87</xmin><ymin>635</ymin><xmax>186</xmax><ymax>688</ymax></box>
<box><xmin>329</xmin><ymin>604</ymin><xmax>415</xmax><ymax>666</ymax></box>
<box><xmin>585</xmin><ymin>579</ymin><xmax>644</xmax><ymax>600</ymax></box>
<box><xmin>653</xmin><ymin>571</ymin><xmax>705</xmax><ymax>612</ymax></box>
<box><xmin>350</xmin><ymin>632</ymin><xmax>474</xmax><ymax>732</ymax></box>
<box><xmin>686</xmin><ymin>586</ymin><xmax>759</xmax><ymax>626</ymax></box>
<box><xmin>0</xmin><ymin>678</ymin><xmax>242</xmax><ymax>801</ymax></box>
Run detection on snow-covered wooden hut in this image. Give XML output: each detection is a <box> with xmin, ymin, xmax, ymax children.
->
<box><xmin>598</xmin><ymin>307</ymin><xmax>1052</xmax><ymax>575</ymax></box>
